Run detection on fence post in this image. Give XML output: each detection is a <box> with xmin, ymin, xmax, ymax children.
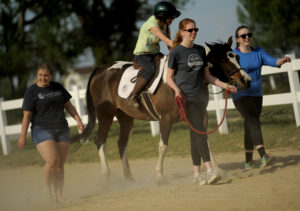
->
<box><xmin>286</xmin><ymin>54</ymin><xmax>300</xmax><ymax>127</ymax></box>
<box><xmin>211</xmin><ymin>86</ymin><xmax>228</xmax><ymax>134</ymax></box>
<box><xmin>0</xmin><ymin>98</ymin><xmax>11</xmax><ymax>155</ymax></box>
<box><xmin>72</xmin><ymin>85</ymin><xmax>85</xmax><ymax>119</ymax></box>
<box><xmin>150</xmin><ymin>121</ymin><xmax>160</xmax><ymax>136</ymax></box>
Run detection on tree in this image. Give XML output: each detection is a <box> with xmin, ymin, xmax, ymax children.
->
<box><xmin>0</xmin><ymin>0</ymin><xmax>187</xmax><ymax>99</ymax></box>
<box><xmin>237</xmin><ymin>0</ymin><xmax>300</xmax><ymax>56</ymax></box>
<box><xmin>0</xmin><ymin>0</ymin><xmax>82</xmax><ymax>99</ymax></box>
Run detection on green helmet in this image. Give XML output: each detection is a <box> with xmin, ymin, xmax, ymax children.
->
<box><xmin>153</xmin><ymin>1</ymin><xmax>181</xmax><ymax>20</ymax></box>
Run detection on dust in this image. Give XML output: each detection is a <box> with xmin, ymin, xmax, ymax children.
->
<box><xmin>1</xmin><ymin>149</ymin><xmax>300</xmax><ymax>211</ymax></box>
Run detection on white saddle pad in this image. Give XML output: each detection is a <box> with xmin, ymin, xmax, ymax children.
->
<box><xmin>118</xmin><ymin>55</ymin><xmax>168</xmax><ymax>99</ymax></box>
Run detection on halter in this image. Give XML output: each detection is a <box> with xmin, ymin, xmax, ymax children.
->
<box><xmin>228</xmin><ymin>67</ymin><xmax>244</xmax><ymax>78</ymax></box>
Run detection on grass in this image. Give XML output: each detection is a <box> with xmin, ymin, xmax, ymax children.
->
<box><xmin>1</xmin><ymin>104</ymin><xmax>300</xmax><ymax>168</ymax></box>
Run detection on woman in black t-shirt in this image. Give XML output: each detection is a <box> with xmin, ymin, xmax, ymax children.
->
<box><xmin>167</xmin><ymin>18</ymin><xmax>236</xmax><ymax>185</ymax></box>
<box><xmin>17</xmin><ymin>63</ymin><xmax>84</xmax><ymax>203</ymax></box>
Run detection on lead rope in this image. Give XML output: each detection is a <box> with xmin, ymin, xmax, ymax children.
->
<box><xmin>175</xmin><ymin>89</ymin><xmax>231</xmax><ymax>135</ymax></box>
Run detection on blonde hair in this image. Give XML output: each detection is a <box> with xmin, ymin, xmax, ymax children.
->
<box><xmin>172</xmin><ymin>18</ymin><xmax>196</xmax><ymax>50</ymax></box>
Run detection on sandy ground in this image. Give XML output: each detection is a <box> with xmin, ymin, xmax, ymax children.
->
<box><xmin>1</xmin><ymin>148</ymin><xmax>300</xmax><ymax>211</ymax></box>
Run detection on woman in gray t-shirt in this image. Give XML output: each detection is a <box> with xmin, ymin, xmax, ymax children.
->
<box><xmin>167</xmin><ymin>18</ymin><xmax>236</xmax><ymax>185</ymax></box>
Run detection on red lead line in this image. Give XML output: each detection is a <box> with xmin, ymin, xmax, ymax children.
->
<box><xmin>175</xmin><ymin>89</ymin><xmax>230</xmax><ymax>135</ymax></box>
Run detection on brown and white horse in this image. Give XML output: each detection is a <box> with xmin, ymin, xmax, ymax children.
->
<box><xmin>71</xmin><ymin>37</ymin><xmax>251</xmax><ymax>183</ymax></box>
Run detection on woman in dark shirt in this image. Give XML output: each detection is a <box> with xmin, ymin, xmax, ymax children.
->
<box><xmin>17</xmin><ymin>63</ymin><xmax>84</xmax><ymax>203</ymax></box>
<box><xmin>167</xmin><ymin>18</ymin><xmax>236</xmax><ymax>185</ymax></box>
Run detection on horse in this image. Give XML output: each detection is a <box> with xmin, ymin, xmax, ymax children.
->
<box><xmin>71</xmin><ymin>36</ymin><xmax>251</xmax><ymax>184</ymax></box>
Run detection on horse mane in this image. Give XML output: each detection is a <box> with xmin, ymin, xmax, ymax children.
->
<box><xmin>206</xmin><ymin>41</ymin><xmax>232</xmax><ymax>82</ymax></box>
<box><xmin>206</xmin><ymin>41</ymin><xmax>231</xmax><ymax>58</ymax></box>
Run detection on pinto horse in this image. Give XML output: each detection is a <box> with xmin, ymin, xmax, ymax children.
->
<box><xmin>71</xmin><ymin>37</ymin><xmax>251</xmax><ymax>183</ymax></box>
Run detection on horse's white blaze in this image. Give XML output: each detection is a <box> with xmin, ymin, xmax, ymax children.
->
<box><xmin>108</xmin><ymin>61</ymin><xmax>132</xmax><ymax>70</ymax></box>
<box><xmin>156</xmin><ymin>138</ymin><xmax>167</xmax><ymax>175</ymax></box>
<box><xmin>227</xmin><ymin>51</ymin><xmax>251</xmax><ymax>81</ymax></box>
<box><xmin>227</xmin><ymin>51</ymin><xmax>242</xmax><ymax>69</ymax></box>
<box><xmin>98</xmin><ymin>143</ymin><xmax>110</xmax><ymax>176</ymax></box>
<box><xmin>240</xmin><ymin>69</ymin><xmax>251</xmax><ymax>81</ymax></box>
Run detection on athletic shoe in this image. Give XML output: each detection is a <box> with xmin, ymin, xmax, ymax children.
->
<box><xmin>207</xmin><ymin>168</ymin><xmax>222</xmax><ymax>184</ymax></box>
<box><xmin>192</xmin><ymin>173</ymin><xmax>207</xmax><ymax>185</ymax></box>
<box><xmin>261</xmin><ymin>154</ymin><xmax>275</xmax><ymax>167</ymax></box>
<box><xmin>245</xmin><ymin>160</ymin><xmax>259</xmax><ymax>169</ymax></box>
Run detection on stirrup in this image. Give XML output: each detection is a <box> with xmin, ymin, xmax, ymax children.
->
<box><xmin>127</xmin><ymin>95</ymin><xmax>139</xmax><ymax>108</ymax></box>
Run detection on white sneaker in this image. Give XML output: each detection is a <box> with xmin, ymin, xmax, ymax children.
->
<box><xmin>207</xmin><ymin>168</ymin><xmax>221</xmax><ymax>184</ymax></box>
<box><xmin>192</xmin><ymin>173</ymin><xmax>207</xmax><ymax>185</ymax></box>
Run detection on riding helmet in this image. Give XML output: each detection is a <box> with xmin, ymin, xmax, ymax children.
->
<box><xmin>153</xmin><ymin>1</ymin><xmax>181</xmax><ymax>20</ymax></box>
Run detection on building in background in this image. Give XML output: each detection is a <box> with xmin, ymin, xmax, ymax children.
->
<box><xmin>63</xmin><ymin>66</ymin><xmax>94</xmax><ymax>91</ymax></box>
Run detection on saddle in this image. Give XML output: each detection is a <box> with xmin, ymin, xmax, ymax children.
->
<box><xmin>118</xmin><ymin>53</ymin><xmax>168</xmax><ymax>98</ymax></box>
<box><xmin>118</xmin><ymin>54</ymin><xmax>168</xmax><ymax>120</ymax></box>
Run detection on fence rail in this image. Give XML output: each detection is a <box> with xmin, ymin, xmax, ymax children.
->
<box><xmin>1</xmin><ymin>54</ymin><xmax>300</xmax><ymax>155</ymax></box>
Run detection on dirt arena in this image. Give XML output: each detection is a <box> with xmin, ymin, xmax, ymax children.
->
<box><xmin>1</xmin><ymin>148</ymin><xmax>300</xmax><ymax>211</ymax></box>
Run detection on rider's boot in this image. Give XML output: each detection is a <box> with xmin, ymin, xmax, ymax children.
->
<box><xmin>127</xmin><ymin>77</ymin><xmax>148</xmax><ymax>108</ymax></box>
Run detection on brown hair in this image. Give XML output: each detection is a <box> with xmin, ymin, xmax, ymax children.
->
<box><xmin>37</xmin><ymin>63</ymin><xmax>54</xmax><ymax>75</ymax></box>
<box><xmin>235</xmin><ymin>25</ymin><xmax>249</xmax><ymax>48</ymax></box>
<box><xmin>34</xmin><ymin>63</ymin><xmax>54</xmax><ymax>84</ymax></box>
<box><xmin>172</xmin><ymin>18</ymin><xmax>196</xmax><ymax>50</ymax></box>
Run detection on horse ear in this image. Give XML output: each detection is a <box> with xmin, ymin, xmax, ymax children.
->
<box><xmin>227</xmin><ymin>36</ymin><xmax>233</xmax><ymax>47</ymax></box>
<box><xmin>205</xmin><ymin>42</ymin><xmax>213</xmax><ymax>50</ymax></box>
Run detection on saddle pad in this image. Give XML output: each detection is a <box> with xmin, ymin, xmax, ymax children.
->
<box><xmin>148</xmin><ymin>55</ymin><xmax>168</xmax><ymax>94</ymax></box>
<box><xmin>118</xmin><ymin>66</ymin><xmax>140</xmax><ymax>99</ymax></box>
<box><xmin>118</xmin><ymin>55</ymin><xmax>168</xmax><ymax>99</ymax></box>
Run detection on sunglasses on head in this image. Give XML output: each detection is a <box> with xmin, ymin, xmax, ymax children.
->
<box><xmin>183</xmin><ymin>28</ymin><xmax>199</xmax><ymax>33</ymax></box>
<box><xmin>238</xmin><ymin>33</ymin><xmax>253</xmax><ymax>39</ymax></box>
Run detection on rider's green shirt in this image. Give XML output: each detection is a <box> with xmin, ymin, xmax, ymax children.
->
<box><xmin>133</xmin><ymin>15</ymin><xmax>169</xmax><ymax>55</ymax></box>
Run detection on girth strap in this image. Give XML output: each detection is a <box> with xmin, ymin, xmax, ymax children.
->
<box><xmin>140</xmin><ymin>91</ymin><xmax>161</xmax><ymax>121</ymax></box>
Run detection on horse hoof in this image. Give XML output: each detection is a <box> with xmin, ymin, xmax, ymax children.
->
<box><xmin>125</xmin><ymin>176</ymin><xmax>135</xmax><ymax>183</ymax></box>
<box><xmin>156</xmin><ymin>175</ymin><xmax>168</xmax><ymax>186</ymax></box>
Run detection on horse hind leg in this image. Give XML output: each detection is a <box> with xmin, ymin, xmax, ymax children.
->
<box><xmin>116</xmin><ymin>110</ymin><xmax>134</xmax><ymax>181</ymax></box>
<box><xmin>95</xmin><ymin>104</ymin><xmax>115</xmax><ymax>179</ymax></box>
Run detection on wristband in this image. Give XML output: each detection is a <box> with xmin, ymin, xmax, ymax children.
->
<box><xmin>225</xmin><ymin>83</ymin><xmax>229</xmax><ymax>89</ymax></box>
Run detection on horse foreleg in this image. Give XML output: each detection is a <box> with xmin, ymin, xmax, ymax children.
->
<box><xmin>116</xmin><ymin>110</ymin><xmax>134</xmax><ymax>181</ymax></box>
<box><xmin>156</xmin><ymin>118</ymin><xmax>172</xmax><ymax>185</ymax></box>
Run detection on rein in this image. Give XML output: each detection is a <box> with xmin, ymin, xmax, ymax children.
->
<box><xmin>175</xmin><ymin>89</ymin><xmax>231</xmax><ymax>135</ymax></box>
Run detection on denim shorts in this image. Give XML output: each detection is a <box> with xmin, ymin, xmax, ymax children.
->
<box><xmin>31</xmin><ymin>125</ymin><xmax>70</xmax><ymax>146</ymax></box>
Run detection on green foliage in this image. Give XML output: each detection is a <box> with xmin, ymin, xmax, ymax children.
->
<box><xmin>1</xmin><ymin>104</ymin><xmax>300</xmax><ymax>168</ymax></box>
<box><xmin>0</xmin><ymin>0</ymin><xmax>188</xmax><ymax>99</ymax></box>
<box><xmin>237</xmin><ymin>0</ymin><xmax>300</xmax><ymax>56</ymax></box>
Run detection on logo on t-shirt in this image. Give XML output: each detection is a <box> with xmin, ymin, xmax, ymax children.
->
<box><xmin>38</xmin><ymin>91</ymin><xmax>62</xmax><ymax>99</ymax></box>
<box><xmin>187</xmin><ymin>54</ymin><xmax>203</xmax><ymax>71</ymax></box>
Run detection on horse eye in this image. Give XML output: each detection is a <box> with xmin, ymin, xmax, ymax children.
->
<box><xmin>228</xmin><ymin>53</ymin><xmax>235</xmax><ymax>58</ymax></box>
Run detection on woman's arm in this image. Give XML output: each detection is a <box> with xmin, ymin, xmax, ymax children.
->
<box><xmin>166</xmin><ymin>67</ymin><xmax>181</xmax><ymax>97</ymax></box>
<box><xmin>276</xmin><ymin>56</ymin><xmax>291</xmax><ymax>66</ymax></box>
<box><xmin>17</xmin><ymin>110</ymin><xmax>32</xmax><ymax>150</ymax></box>
<box><xmin>64</xmin><ymin>101</ymin><xmax>84</xmax><ymax>132</ymax></box>
<box><xmin>204</xmin><ymin>67</ymin><xmax>237</xmax><ymax>93</ymax></box>
<box><xmin>150</xmin><ymin>26</ymin><xmax>173</xmax><ymax>49</ymax></box>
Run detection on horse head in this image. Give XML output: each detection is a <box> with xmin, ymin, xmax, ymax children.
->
<box><xmin>205</xmin><ymin>36</ymin><xmax>251</xmax><ymax>90</ymax></box>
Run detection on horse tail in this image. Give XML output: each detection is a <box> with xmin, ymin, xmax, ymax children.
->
<box><xmin>70</xmin><ymin>66</ymin><xmax>101</xmax><ymax>151</ymax></box>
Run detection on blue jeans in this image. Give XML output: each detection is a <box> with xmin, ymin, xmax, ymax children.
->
<box><xmin>31</xmin><ymin>125</ymin><xmax>70</xmax><ymax>146</ymax></box>
<box><xmin>135</xmin><ymin>54</ymin><xmax>157</xmax><ymax>81</ymax></box>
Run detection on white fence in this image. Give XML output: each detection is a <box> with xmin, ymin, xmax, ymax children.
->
<box><xmin>1</xmin><ymin>54</ymin><xmax>300</xmax><ymax>155</ymax></box>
